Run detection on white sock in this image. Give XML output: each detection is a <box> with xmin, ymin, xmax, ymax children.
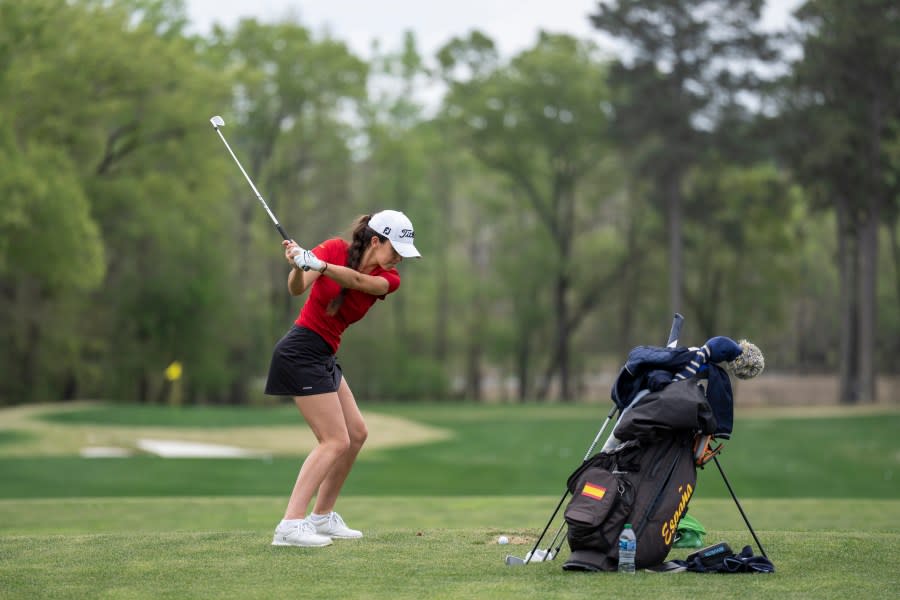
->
<box><xmin>279</xmin><ymin>518</ymin><xmax>305</xmax><ymax>528</ymax></box>
<box><xmin>308</xmin><ymin>512</ymin><xmax>331</xmax><ymax>522</ymax></box>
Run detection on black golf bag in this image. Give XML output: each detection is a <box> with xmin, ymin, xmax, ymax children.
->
<box><xmin>562</xmin><ymin>378</ymin><xmax>717</xmax><ymax>572</ymax></box>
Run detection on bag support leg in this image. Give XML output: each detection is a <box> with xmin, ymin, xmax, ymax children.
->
<box><xmin>713</xmin><ymin>456</ymin><xmax>768</xmax><ymax>558</ymax></box>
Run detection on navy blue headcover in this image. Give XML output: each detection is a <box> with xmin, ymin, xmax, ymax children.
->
<box><xmin>611</xmin><ymin>342</ymin><xmax>735</xmax><ymax>439</ymax></box>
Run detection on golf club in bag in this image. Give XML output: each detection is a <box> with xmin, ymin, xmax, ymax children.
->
<box><xmin>505</xmin><ymin>313</ymin><xmax>684</xmax><ymax>566</ymax></box>
<box><xmin>209</xmin><ymin>115</ymin><xmax>310</xmax><ymax>271</ymax></box>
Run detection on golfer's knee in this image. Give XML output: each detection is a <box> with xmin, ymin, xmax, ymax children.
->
<box><xmin>349</xmin><ymin>424</ymin><xmax>368</xmax><ymax>450</ymax></box>
<box><xmin>322</xmin><ymin>434</ymin><xmax>352</xmax><ymax>457</ymax></box>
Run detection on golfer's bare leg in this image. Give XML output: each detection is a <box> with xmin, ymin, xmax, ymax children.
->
<box><xmin>283</xmin><ymin>391</ymin><xmax>350</xmax><ymax>520</ymax></box>
<box><xmin>313</xmin><ymin>378</ymin><xmax>368</xmax><ymax>514</ymax></box>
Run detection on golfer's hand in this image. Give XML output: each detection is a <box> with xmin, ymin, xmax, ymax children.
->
<box><xmin>296</xmin><ymin>249</ymin><xmax>325</xmax><ymax>272</ymax></box>
<box><xmin>284</xmin><ymin>240</ymin><xmax>303</xmax><ymax>268</ymax></box>
<box><xmin>284</xmin><ymin>240</ymin><xmax>326</xmax><ymax>272</ymax></box>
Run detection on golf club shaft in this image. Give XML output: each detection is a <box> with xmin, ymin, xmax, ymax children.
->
<box><xmin>523</xmin><ymin>492</ymin><xmax>567</xmax><ymax>565</ymax></box>
<box><xmin>547</xmin><ymin>521</ymin><xmax>566</xmax><ymax>554</ymax></box>
<box><xmin>211</xmin><ymin>124</ymin><xmax>290</xmax><ymax>241</ymax></box>
<box><xmin>523</xmin><ymin>404</ymin><xmax>617</xmax><ymax>564</ymax></box>
<box><xmin>583</xmin><ymin>405</ymin><xmax>618</xmax><ymax>459</ymax></box>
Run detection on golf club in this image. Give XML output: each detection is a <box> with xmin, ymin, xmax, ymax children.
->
<box><xmin>209</xmin><ymin>115</ymin><xmax>291</xmax><ymax>242</ymax></box>
<box><xmin>667</xmin><ymin>313</ymin><xmax>685</xmax><ymax>348</ymax></box>
<box><xmin>506</xmin><ymin>404</ymin><xmax>617</xmax><ymax>566</ymax></box>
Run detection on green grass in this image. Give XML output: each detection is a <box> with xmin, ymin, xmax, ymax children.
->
<box><xmin>1</xmin><ymin>403</ymin><xmax>897</xmax><ymax>498</ymax></box>
<box><xmin>0</xmin><ymin>497</ymin><xmax>896</xmax><ymax>537</ymax></box>
<box><xmin>0</xmin><ymin>497</ymin><xmax>897</xmax><ymax>599</ymax></box>
<box><xmin>1</xmin><ymin>402</ymin><xmax>898</xmax><ymax>598</ymax></box>
<box><xmin>0</xmin><ymin>429</ymin><xmax>33</xmax><ymax>446</ymax></box>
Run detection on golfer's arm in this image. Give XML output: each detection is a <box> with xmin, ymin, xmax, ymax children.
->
<box><xmin>320</xmin><ymin>263</ymin><xmax>389</xmax><ymax>296</ymax></box>
<box><xmin>287</xmin><ymin>267</ymin><xmax>316</xmax><ymax>296</ymax></box>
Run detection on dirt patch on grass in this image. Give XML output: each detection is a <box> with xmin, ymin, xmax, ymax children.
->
<box><xmin>0</xmin><ymin>402</ymin><xmax>452</xmax><ymax>457</ymax></box>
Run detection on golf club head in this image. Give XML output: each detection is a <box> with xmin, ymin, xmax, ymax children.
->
<box><xmin>209</xmin><ymin>115</ymin><xmax>225</xmax><ymax>128</ymax></box>
<box><xmin>525</xmin><ymin>548</ymin><xmax>556</xmax><ymax>562</ymax></box>
<box><xmin>504</xmin><ymin>555</ymin><xmax>526</xmax><ymax>566</ymax></box>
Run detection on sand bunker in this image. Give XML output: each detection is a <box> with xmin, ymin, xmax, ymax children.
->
<box><xmin>135</xmin><ymin>439</ymin><xmax>268</xmax><ymax>458</ymax></box>
<box><xmin>0</xmin><ymin>402</ymin><xmax>452</xmax><ymax>458</ymax></box>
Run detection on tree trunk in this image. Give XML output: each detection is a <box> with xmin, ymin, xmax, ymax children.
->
<box><xmin>465</xmin><ymin>335</ymin><xmax>482</xmax><ymax>401</ymax></box>
<box><xmin>890</xmin><ymin>216</ymin><xmax>900</xmax><ymax>330</ymax></box>
<box><xmin>138</xmin><ymin>372</ymin><xmax>149</xmax><ymax>404</ymax></box>
<box><xmin>516</xmin><ymin>340</ymin><xmax>530</xmax><ymax>402</ymax></box>
<box><xmin>465</xmin><ymin>214</ymin><xmax>487</xmax><ymax>402</ymax></box>
<box><xmin>558</xmin><ymin>178</ymin><xmax>577</xmax><ymax>401</ymax></box>
<box><xmin>433</xmin><ymin>165</ymin><xmax>452</xmax><ymax>363</ymax></box>
<box><xmin>62</xmin><ymin>371</ymin><xmax>78</xmax><ymax>401</ymax></box>
<box><xmin>226</xmin><ymin>356</ymin><xmax>248</xmax><ymax>405</ymax></box>
<box><xmin>21</xmin><ymin>319</ymin><xmax>39</xmax><ymax>404</ymax></box>
<box><xmin>555</xmin><ymin>269</ymin><xmax>571</xmax><ymax>401</ymax></box>
<box><xmin>536</xmin><ymin>177</ymin><xmax>576</xmax><ymax>401</ymax></box>
<box><xmin>836</xmin><ymin>198</ymin><xmax>859</xmax><ymax>404</ymax></box>
<box><xmin>857</xmin><ymin>84</ymin><xmax>885</xmax><ymax>402</ymax></box>
<box><xmin>857</xmin><ymin>204</ymin><xmax>878</xmax><ymax>403</ymax></box>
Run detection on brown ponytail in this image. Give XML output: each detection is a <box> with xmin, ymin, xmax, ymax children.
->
<box><xmin>326</xmin><ymin>214</ymin><xmax>388</xmax><ymax>316</ymax></box>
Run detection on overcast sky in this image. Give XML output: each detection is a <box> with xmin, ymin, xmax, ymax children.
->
<box><xmin>184</xmin><ymin>0</ymin><xmax>801</xmax><ymax>59</ymax></box>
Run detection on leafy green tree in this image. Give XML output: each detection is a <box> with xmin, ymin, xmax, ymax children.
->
<box><xmin>777</xmin><ymin>0</ymin><xmax>900</xmax><ymax>402</ymax></box>
<box><xmin>589</xmin><ymin>0</ymin><xmax>780</xmax><ymax>315</ymax></box>
<box><xmin>0</xmin><ymin>0</ymin><xmax>233</xmax><ymax>403</ymax></box>
<box><xmin>0</xmin><ymin>125</ymin><xmax>106</xmax><ymax>404</ymax></box>
<box><xmin>439</xmin><ymin>31</ymin><xmax>620</xmax><ymax>400</ymax></box>
<box><xmin>885</xmin><ymin>134</ymin><xmax>900</xmax><ymax>368</ymax></box>
<box><xmin>682</xmin><ymin>162</ymin><xmax>804</xmax><ymax>338</ymax></box>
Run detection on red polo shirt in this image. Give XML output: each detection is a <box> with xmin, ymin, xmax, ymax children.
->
<box><xmin>296</xmin><ymin>238</ymin><xmax>401</xmax><ymax>352</ymax></box>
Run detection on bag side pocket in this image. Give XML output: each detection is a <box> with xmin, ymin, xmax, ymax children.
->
<box><xmin>565</xmin><ymin>468</ymin><xmax>620</xmax><ymax>552</ymax></box>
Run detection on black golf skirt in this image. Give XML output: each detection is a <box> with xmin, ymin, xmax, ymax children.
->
<box><xmin>265</xmin><ymin>325</ymin><xmax>343</xmax><ymax>396</ymax></box>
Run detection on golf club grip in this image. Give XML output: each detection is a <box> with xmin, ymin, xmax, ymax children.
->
<box><xmin>274</xmin><ymin>223</ymin><xmax>290</xmax><ymax>241</ymax></box>
<box><xmin>667</xmin><ymin>313</ymin><xmax>684</xmax><ymax>347</ymax></box>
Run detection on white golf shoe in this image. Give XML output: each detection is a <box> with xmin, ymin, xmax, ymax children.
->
<box><xmin>272</xmin><ymin>519</ymin><xmax>333</xmax><ymax>547</ymax></box>
<box><xmin>310</xmin><ymin>512</ymin><xmax>363</xmax><ymax>539</ymax></box>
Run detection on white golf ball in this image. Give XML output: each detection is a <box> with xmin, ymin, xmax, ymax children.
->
<box><xmin>498</xmin><ymin>535</ymin><xmax>509</xmax><ymax>545</ymax></box>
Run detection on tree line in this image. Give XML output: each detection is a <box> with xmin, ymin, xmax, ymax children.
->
<box><xmin>1</xmin><ymin>0</ymin><xmax>897</xmax><ymax>406</ymax></box>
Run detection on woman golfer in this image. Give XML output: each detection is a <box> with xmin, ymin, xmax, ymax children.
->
<box><xmin>267</xmin><ymin>210</ymin><xmax>420</xmax><ymax>547</ymax></box>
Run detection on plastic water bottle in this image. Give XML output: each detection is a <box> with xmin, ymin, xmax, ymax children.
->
<box><xmin>618</xmin><ymin>523</ymin><xmax>637</xmax><ymax>573</ymax></box>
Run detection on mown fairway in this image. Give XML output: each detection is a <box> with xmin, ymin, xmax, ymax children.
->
<box><xmin>1</xmin><ymin>402</ymin><xmax>898</xmax><ymax>599</ymax></box>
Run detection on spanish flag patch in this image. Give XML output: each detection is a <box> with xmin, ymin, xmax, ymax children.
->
<box><xmin>581</xmin><ymin>482</ymin><xmax>607</xmax><ymax>500</ymax></box>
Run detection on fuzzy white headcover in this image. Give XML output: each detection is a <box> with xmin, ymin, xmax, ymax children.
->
<box><xmin>726</xmin><ymin>339</ymin><xmax>765</xmax><ymax>379</ymax></box>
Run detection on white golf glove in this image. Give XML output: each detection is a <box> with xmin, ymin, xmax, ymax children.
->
<box><xmin>293</xmin><ymin>248</ymin><xmax>326</xmax><ymax>272</ymax></box>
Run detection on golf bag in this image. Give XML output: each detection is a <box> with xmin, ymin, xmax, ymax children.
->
<box><xmin>508</xmin><ymin>316</ymin><xmax>766</xmax><ymax>570</ymax></box>
<box><xmin>562</xmin><ymin>378</ymin><xmax>716</xmax><ymax>572</ymax></box>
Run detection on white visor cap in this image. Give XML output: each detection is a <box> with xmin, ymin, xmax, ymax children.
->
<box><xmin>369</xmin><ymin>210</ymin><xmax>421</xmax><ymax>258</ymax></box>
